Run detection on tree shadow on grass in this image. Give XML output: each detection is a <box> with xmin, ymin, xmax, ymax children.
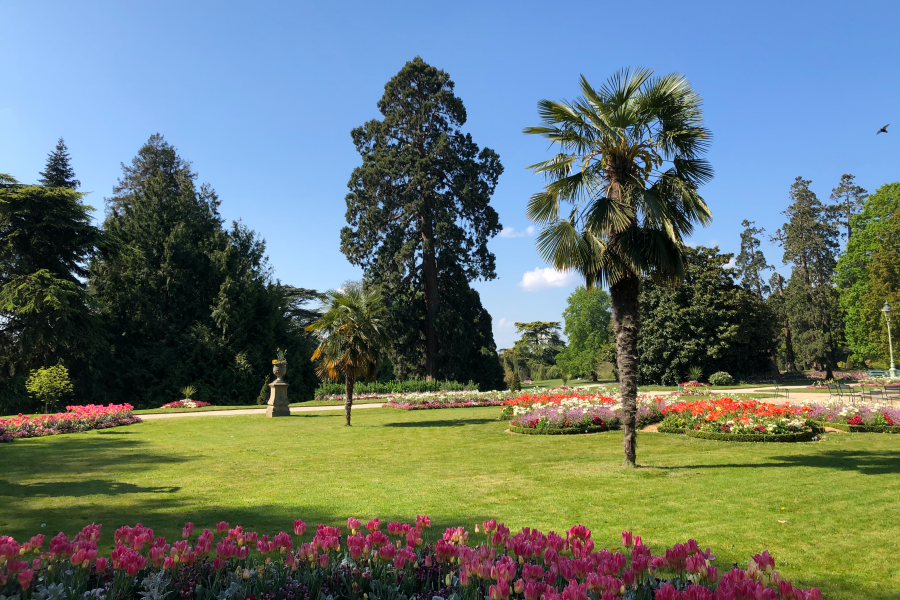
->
<box><xmin>647</xmin><ymin>450</ymin><xmax>900</xmax><ymax>476</ymax></box>
<box><xmin>0</xmin><ymin>479</ymin><xmax>180</xmax><ymax>498</ymax></box>
<box><xmin>382</xmin><ymin>418</ymin><xmax>497</xmax><ymax>428</ymax></box>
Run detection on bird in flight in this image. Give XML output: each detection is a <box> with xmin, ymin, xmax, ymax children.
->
<box><xmin>877</xmin><ymin>124</ymin><xmax>889</xmax><ymax>134</ymax></box>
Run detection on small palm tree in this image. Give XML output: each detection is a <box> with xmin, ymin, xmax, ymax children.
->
<box><xmin>306</xmin><ymin>287</ymin><xmax>389</xmax><ymax>426</ymax></box>
<box><xmin>524</xmin><ymin>68</ymin><xmax>713</xmax><ymax>466</ymax></box>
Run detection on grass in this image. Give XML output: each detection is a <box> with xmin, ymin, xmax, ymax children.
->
<box><xmin>2</xmin><ymin>407</ymin><xmax>899</xmax><ymax>599</ymax></box>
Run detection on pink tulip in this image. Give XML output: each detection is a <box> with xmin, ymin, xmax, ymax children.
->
<box><xmin>622</xmin><ymin>531</ymin><xmax>633</xmax><ymax>548</ymax></box>
<box><xmin>347</xmin><ymin>518</ymin><xmax>361</xmax><ymax>533</ymax></box>
<box><xmin>17</xmin><ymin>569</ymin><xmax>34</xmax><ymax>591</ymax></box>
<box><xmin>182</xmin><ymin>522</ymin><xmax>194</xmax><ymax>539</ymax></box>
<box><xmin>216</xmin><ymin>522</ymin><xmax>229</xmax><ymax>535</ymax></box>
<box><xmin>293</xmin><ymin>519</ymin><xmax>307</xmax><ymax>537</ymax></box>
<box><xmin>96</xmin><ymin>557</ymin><xmax>108</xmax><ymax>571</ymax></box>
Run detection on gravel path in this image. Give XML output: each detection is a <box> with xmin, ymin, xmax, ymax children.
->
<box><xmin>138</xmin><ymin>402</ymin><xmax>385</xmax><ymax>420</ymax></box>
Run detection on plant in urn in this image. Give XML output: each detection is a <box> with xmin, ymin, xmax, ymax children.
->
<box><xmin>272</xmin><ymin>348</ymin><xmax>287</xmax><ymax>381</ymax></box>
<box><xmin>267</xmin><ymin>348</ymin><xmax>290</xmax><ymax>417</ymax></box>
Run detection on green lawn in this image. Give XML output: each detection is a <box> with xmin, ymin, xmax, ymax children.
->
<box><xmin>2</xmin><ymin>407</ymin><xmax>899</xmax><ymax>599</ymax></box>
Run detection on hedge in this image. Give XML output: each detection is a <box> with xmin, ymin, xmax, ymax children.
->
<box><xmin>509</xmin><ymin>424</ymin><xmax>616</xmax><ymax>435</ymax></box>
<box><xmin>816</xmin><ymin>421</ymin><xmax>900</xmax><ymax>434</ymax></box>
<box><xmin>314</xmin><ymin>379</ymin><xmax>475</xmax><ymax>397</ymax></box>
<box><xmin>656</xmin><ymin>425</ymin><xmax>686</xmax><ymax>434</ymax></box>
<box><xmin>683</xmin><ymin>429</ymin><xmax>821</xmax><ymax>443</ymax></box>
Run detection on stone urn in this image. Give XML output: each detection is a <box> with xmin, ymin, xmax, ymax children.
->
<box><xmin>273</xmin><ymin>361</ymin><xmax>287</xmax><ymax>382</ymax></box>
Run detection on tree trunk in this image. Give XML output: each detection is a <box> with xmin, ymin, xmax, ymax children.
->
<box><xmin>776</xmin><ymin>275</ymin><xmax>797</xmax><ymax>371</ymax></box>
<box><xmin>610</xmin><ymin>274</ymin><xmax>640</xmax><ymax>467</ymax></box>
<box><xmin>422</xmin><ymin>220</ymin><xmax>439</xmax><ymax>381</ymax></box>
<box><xmin>344</xmin><ymin>376</ymin><xmax>355</xmax><ymax>426</ymax></box>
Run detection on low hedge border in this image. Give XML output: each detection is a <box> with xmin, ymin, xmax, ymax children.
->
<box><xmin>816</xmin><ymin>421</ymin><xmax>900</xmax><ymax>434</ymax></box>
<box><xmin>683</xmin><ymin>429</ymin><xmax>820</xmax><ymax>443</ymax></box>
<box><xmin>656</xmin><ymin>425</ymin><xmax>686</xmax><ymax>434</ymax></box>
<box><xmin>509</xmin><ymin>424</ymin><xmax>617</xmax><ymax>435</ymax></box>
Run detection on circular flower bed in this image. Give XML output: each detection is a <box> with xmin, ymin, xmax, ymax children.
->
<box><xmin>504</xmin><ymin>393</ymin><xmax>667</xmax><ymax>435</ymax></box>
<box><xmin>659</xmin><ymin>398</ymin><xmax>820</xmax><ymax>442</ymax></box>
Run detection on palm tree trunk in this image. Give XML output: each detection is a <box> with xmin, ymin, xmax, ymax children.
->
<box><xmin>344</xmin><ymin>376</ymin><xmax>355</xmax><ymax>426</ymax></box>
<box><xmin>610</xmin><ymin>273</ymin><xmax>640</xmax><ymax>467</ymax></box>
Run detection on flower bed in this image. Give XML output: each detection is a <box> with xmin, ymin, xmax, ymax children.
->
<box><xmin>659</xmin><ymin>398</ymin><xmax>819</xmax><ymax>441</ymax></box>
<box><xmin>504</xmin><ymin>393</ymin><xmax>667</xmax><ymax>434</ymax></box>
<box><xmin>382</xmin><ymin>390</ymin><xmax>520</xmax><ymax>410</ymax></box>
<box><xmin>0</xmin><ymin>518</ymin><xmax>822</xmax><ymax>600</ymax></box>
<box><xmin>160</xmin><ymin>400</ymin><xmax>212</xmax><ymax>409</ymax></box>
<box><xmin>813</xmin><ymin>402</ymin><xmax>900</xmax><ymax>433</ymax></box>
<box><xmin>0</xmin><ymin>404</ymin><xmax>140</xmax><ymax>443</ymax></box>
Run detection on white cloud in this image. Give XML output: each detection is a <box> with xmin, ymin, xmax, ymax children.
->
<box><xmin>499</xmin><ymin>225</ymin><xmax>535</xmax><ymax>238</ymax></box>
<box><xmin>709</xmin><ymin>239</ymin><xmax>720</xmax><ymax>247</ymax></box>
<box><xmin>496</xmin><ymin>317</ymin><xmax>516</xmax><ymax>328</ymax></box>
<box><xmin>519</xmin><ymin>267</ymin><xmax>577</xmax><ymax>291</ymax></box>
<box><xmin>725</xmin><ymin>257</ymin><xmax>736</xmax><ymax>268</ymax></box>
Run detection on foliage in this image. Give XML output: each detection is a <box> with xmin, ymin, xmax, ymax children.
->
<box><xmin>687</xmin><ymin>366</ymin><xmax>703</xmax><ymax>382</ymax></box>
<box><xmin>340</xmin><ymin>57</ymin><xmax>503</xmax><ymax>383</ymax></box>
<box><xmin>734</xmin><ymin>220</ymin><xmax>772</xmax><ymax>298</ymax></box>
<box><xmin>314</xmin><ymin>379</ymin><xmax>474</xmax><ymax>398</ymax></box>
<box><xmin>523</xmin><ymin>68</ymin><xmax>713</xmax><ymax>466</ymax></box>
<box><xmin>767</xmin><ymin>272</ymin><xmax>797</xmax><ymax>372</ymax></box>
<box><xmin>89</xmin><ymin>135</ymin><xmax>320</xmax><ymax>408</ymax></box>
<box><xmin>638</xmin><ymin>247</ymin><xmax>778</xmax><ymax>385</ymax></box>
<box><xmin>0</xmin><ymin>519</ymin><xmax>823</xmax><ymax>600</ymax></box>
<box><xmin>554</xmin><ymin>287</ymin><xmax>612</xmax><ymax>380</ymax></box>
<box><xmin>180</xmin><ymin>385</ymin><xmax>196</xmax><ymax>400</ymax></box>
<box><xmin>708</xmin><ymin>371</ymin><xmax>734</xmax><ymax>386</ymax></box>
<box><xmin>772</xmin><ymin>177</ymin><xmax>842</xmax><ymax>372</ymax></box>
<box><xmin>306</xmin><ymin>287</ymin><xmax>389</xmax><ymax>425</ymax></box>
<box><xmin>0</xmin><ymin>403</ymin><xmax>139</xmax><ymax>442</ymax></box>
<box><xmin>25</xmin><ymin>365</ymin><xmax>73</xmax><ymax>414</ymax></box>
<box><xmin>834</xmin><ymin>182</ymin><xmax>900</xmax><ymax>363</ymax></box>
<box><xmin>38</xmin><ymin>138</ymin><xmax>81</xmax><ymax>189</ymax></box>
<box><xmin>511</xmin><ymin>321</ymin><xmax>564</xmax><ymax>379</ymax></box>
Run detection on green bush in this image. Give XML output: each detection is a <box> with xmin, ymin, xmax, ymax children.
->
<box><xmin>509</xmin><ymin>424</ymin><xmax>614</xmax><ymax>435</ymax></box>
<box><xmin>313</xmin><ymin>379</ymin><xmax>475</xmax><ymax>397</ymax></box>
<box><xmin>709</xmin><ymin>371</ymin><xmax>734</xmax><ymax>385</ymax></box>
<box><xmin>25</xmin><ymin>365</ymin><xmax>74</xmax><ymax>414</ymax></box>
<box><xmin>684</xmin><ymin>429</ymin><xmax>820</xmax><ymax>443</ymax></box>
<box><xmin>815</xmin><ymin>421</ymin><xmax>900</xmax><ymax>434</ymax></box>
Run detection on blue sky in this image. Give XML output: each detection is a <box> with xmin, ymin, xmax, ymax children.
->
<box><xmin>2</xmin><ymin>1</ymin><xmax>897</xmax><ymax>349</ymax></box>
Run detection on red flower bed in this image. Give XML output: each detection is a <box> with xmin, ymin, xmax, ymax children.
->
<box><xmin>0</xmin><ymin>518</ymin><xmax>822</xmax><ymax>600</ymax></box>
<box><xmin>0</xmin><ymin>404</ymin><xmax>140</xmax><ymax>443</ymax></box>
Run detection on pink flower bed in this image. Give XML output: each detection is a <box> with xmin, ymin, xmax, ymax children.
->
<box><xmin>160</xmin><ymin>400</ymin><xmax>212</xmax><ymax>409</ymax></box>
<box><xmin>0</xmin><ymin>404</ymin><xmax>140</xmax><ymax>443</ymax></box>
<box><xmin>0</xmin><ymin>518</ymin><xmax>822</xmax><ymax>600</ymax></box>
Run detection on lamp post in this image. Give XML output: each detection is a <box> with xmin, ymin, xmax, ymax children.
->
<box><xmin>883</xmin><ymin>302</ymin><xmax>896</xmax><ymax>378</ymax></box>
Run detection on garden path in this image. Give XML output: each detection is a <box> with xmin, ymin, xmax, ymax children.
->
<box><xmin>138</xmin><ymin>402</ymin><xmax>385</xmax><ymax>420</ymax></box>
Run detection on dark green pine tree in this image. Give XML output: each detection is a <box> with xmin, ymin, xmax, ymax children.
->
<box><xmin>38</xmin><ymin>138</ymin><xmax>81</xmax><ymax>189</ymax></box>
<box><xmin>90</xmin><ymin>134</ymin><xmax>320</xmax><ymax>407</ymax></box>
<box><xmin>772</xmin><ymin>177</ymin><xmax>842</xmax><ymax>375</ymax></box>
<box><xmin>829</xmin><ymin>173</ymin><xmax>868</xmax><ymax>241</ymax></box>
<box><xmin>0</xmin><ymin>172</ymin><xmax>106</xmax><ymax>411</ymax></box>
<box><xmin>340</xmin><ymin>57</ymin><xmax>504</xmax><ymax>386</ymax></box>
<box><xmin>735</xmin><ymin>220</ymin><xmax>773</xmax><ymax>298</ymax></box>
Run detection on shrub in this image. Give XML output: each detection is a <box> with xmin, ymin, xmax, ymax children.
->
<box><xmin>313</xmin><ymin>379</ymin><xmax>474</xmax><ymax>398</ymax></box>
<box><xmin>25</xmin><ymin>365</ymin><xmax>73</xmax><ymax>414</ymax></box>
<box><xmin>0</xmin><ymin>404</ymin><xmax>140</xmax><ymax>442</ymax></box>
<box><xmin>708</xmin><ymin>371</ymin><xmax>734</xmax><ymax>386</ymax></box>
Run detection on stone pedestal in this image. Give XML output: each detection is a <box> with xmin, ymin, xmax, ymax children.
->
<box><xmin>266</xmin><ymin>380</ymin><xmax>290</xmax><ymax>417</ymax></box>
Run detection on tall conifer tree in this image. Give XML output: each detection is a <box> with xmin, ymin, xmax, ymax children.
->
<box><xmin>735</xmin><ymin>220</ymin><xmax>772</xmax><ymax>298</ymax></box>
<box><xmin>38</xmin><ymin>138</ymin><xmax>81</xmax><ymax>189</ymax></box>
<box><xmin>341</xmin><ymin>57</ymin><xmax>504</xmax><ymax>386</ymax></box>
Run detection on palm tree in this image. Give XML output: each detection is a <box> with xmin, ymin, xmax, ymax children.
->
<box><xmin>523</xmin><ymin>68</ymin><xmax>713</xmax><ymax>466</ymax></box>
<box><xmin>306</xmin><ymin>286</ymin><xmax>389</xmax><ymax>426</ymax></box>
